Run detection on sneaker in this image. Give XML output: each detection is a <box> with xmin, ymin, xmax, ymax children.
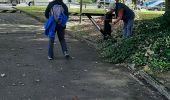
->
<box><xmin>64</xmin><ymin>51</ymin><xmax>70</xmax><ymax>58</ymax></box>
<box><xmin>48</xmin><ymin>56</ymin><xmax>53</xmax><ymax>60</ymax></box>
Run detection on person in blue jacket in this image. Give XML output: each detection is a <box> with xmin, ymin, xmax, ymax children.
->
<box><xmin>107</xmin><ymin>2</ymin><xmax>135</xmax><ymax>38</ymax></box>
<box><xmin>45</xmin><ymin>0</ymin><xmax>69</xmax><ymax>60</ymax></box>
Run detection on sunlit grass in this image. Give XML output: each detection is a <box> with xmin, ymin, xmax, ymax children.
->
<box><xmin>16</xmin><ymin>6</ymin><xmax>164</xmax><ymax>21</ymax></box>
<box><xmin>16</xmin><ymin>6</ymin><xmax>105</xmax><ymax>13</ymax></box>
<box><xmin>16</xmin><ymin>6</ymin><xmax>46</xmax><ymax>12</ymax></box>
<box><xmin>137</xmin><ymin>11</ymin><xmax>165</xmax><ymax>20</ymax></box>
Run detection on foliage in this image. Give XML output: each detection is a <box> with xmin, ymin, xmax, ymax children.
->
<box><xmin>97</xmin><ymin>37</ymin><xmax>138</xmax><ymax>63</ymax></box>
<box><xmin>97</xmin><ymin>11</ymin><xmax>170</xmax><ymax>72</ymax></box>
<box><xmin>68</xmin><ymin>11</ymin><xmax>170</xmax><ymax>73</ymax></box>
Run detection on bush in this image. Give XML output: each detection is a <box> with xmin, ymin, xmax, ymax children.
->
<box><xmin>97</xmin><ymin>13</ymin><xmax>170</xmax><ymax>72</ymax></box>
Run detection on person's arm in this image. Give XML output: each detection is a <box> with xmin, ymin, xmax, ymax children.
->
<box><xmin>63</xmin><ymin>4</ymin><xmax>69</xmax><ymax>18</ymax></box>
<box><xmin>113</xmin><ymin>8</ymin><xmax>123</xmax><ymax>24</ymax></box>
<box><xmin>45</xmin><ymin>3</ymin><xmax>51</xmax><ymax>19</ymax></box>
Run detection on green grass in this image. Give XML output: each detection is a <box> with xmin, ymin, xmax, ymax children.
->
<box><xmin>16</xmin><ymin>6</ymin><xmax>165</xmax><ymax>21</ymax></box>
<box><xmin>16</xmin><ymin>6</ymin><xmax>46</xmax><ymax>12</ymax></box>
<box><xmin>16</xmin><ymin>6</ymin><xmax>105</xmax><ymax>22</ymax></box>
<box><xmin>16</xmin><ymin>6</ymin><xmax>105</xmax><ymax>13</ymax></box>
<box><xmin>137</xmin><ymin>11</ymin><xmax>165</xmax><ymax>20</ymax></box>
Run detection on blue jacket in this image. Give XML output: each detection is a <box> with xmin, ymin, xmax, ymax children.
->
<box><xmin>58</xmin><ymin>12</ymin><xmax>68</xmax><ymax>27</ymax></box>
<box><xmin>44</xmin><ymin>16</ymin><xmax>56</xmax><ymax>38</ymax></box>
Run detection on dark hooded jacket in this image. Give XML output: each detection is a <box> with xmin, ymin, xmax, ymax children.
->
<box><xmin>45</xmin><ymin>0</ymin><xmax>69</xmax><ymax>19</ymax></box>
<box><xmin>115</xmin><ymin>3</ymin><xmax>135</xmax><ymax>22</ymax></box>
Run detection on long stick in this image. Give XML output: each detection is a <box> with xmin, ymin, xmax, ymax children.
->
<box><xmin>86</xmin><ymin>14</ymin><xmax>104</xmax><ymax>35</ymax></box>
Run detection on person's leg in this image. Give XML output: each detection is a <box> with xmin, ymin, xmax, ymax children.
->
<box><xmin>123</xmin><ymin>21</ymin><xmax>128</xmax><ymax>38</ymax></box>
<box><xmin>104</xmin><ymin>22</ymin><xmax>111</xmax><ymax>40</ymax></box>
<box><xmin>48</xmin><ymin>37</ymin><xmax>55</xmax><ymax>59</ymax></box>
<box><xmin>126</xmin><ymin>19</ymin><xmax>134</xmax><ymax>37</ymax></box>
<box><xmin>56</xmin><ymin>26</ymin><xmax>69</xmax><ymax>57</ymax></box>
<box><xmin>103</xmin><ymin>14</ymin><xmax>112</xmax><ymax>40</ymax></box>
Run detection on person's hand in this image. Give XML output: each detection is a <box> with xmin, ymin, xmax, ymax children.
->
<box><xmin>96</xmin><ymin>17</ymin><xmax>104</xmax><ymax>24</ymax></box>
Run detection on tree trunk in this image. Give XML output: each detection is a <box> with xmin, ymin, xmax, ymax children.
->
<box><xmin>132</xmin><ymin>0</ymin><xmax>137</xmax><ymax>10</ymax></box>
<box><xmin>165</xmin><ymin>0</ymin><xmax>170</xmax><ymax>12</ymax></box>
<box><xmin>164</xmin><ymin>0</ymin><xmax>170</xmax><ymax>25</ymax></box>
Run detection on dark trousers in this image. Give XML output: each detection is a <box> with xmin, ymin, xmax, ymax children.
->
<box><xmin>104</xmin><ymin>21</ymin><xmax>111</xmax><ymax>37</ymax></box>
<box><xmin>48</xmin><ymin>26</ymin><xmax>68</xmax><ymax>58</ymax></box>
<box><xmin>103</xmin><ymin>13</ymin><xmax>112</xmax><ymax>39</ymax></box>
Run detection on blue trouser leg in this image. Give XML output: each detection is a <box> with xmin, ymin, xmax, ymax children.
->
<box><xmin>48</xmin><ymin>37</ymin><xmax>55</xmax><ymax>58</ymax></box>
<box><xmin>56</xmin><ymin>27</ymin><xmax>68</xmax><ymax>54</ymax></box>
<box><xmin>123</xmin><ymin>22</ymin><xmax>128</xmax><ymax>38</ymax></box>
<box><xmin>48</xmin><ymin>26</ymin><xmax>68</xmax><ymax>58</ymax></box>
<box><xmin>126</xmin><ymin>19</ymin><xmax>134</xmax><ymax>37</ymax></box>
<box><xmin>123</xmin><ymin>19</ymin><xmax>134</xmax><ymax>38</ymax></box>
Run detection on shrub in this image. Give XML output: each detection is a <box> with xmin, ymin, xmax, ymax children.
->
<box><xmin>97</xmin><ymin>12</ymin><xmax>170</xmax><ymax>72</ymax></box>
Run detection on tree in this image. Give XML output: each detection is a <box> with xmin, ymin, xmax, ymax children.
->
<box><xmin>165</xmin><ymin>0</ymin><xmax>170</xmax><ymax>12</ymax></box>
<box><xmin>163</xmin><ymin>0</ymin><xmax>170</xmax><ymax>25</ymax></box>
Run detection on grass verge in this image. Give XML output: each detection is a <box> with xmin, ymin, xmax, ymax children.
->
<box><xmin>16</xmin><ymin>6</ymin><xmax>105</xmax><ymax>22</ymax></box>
